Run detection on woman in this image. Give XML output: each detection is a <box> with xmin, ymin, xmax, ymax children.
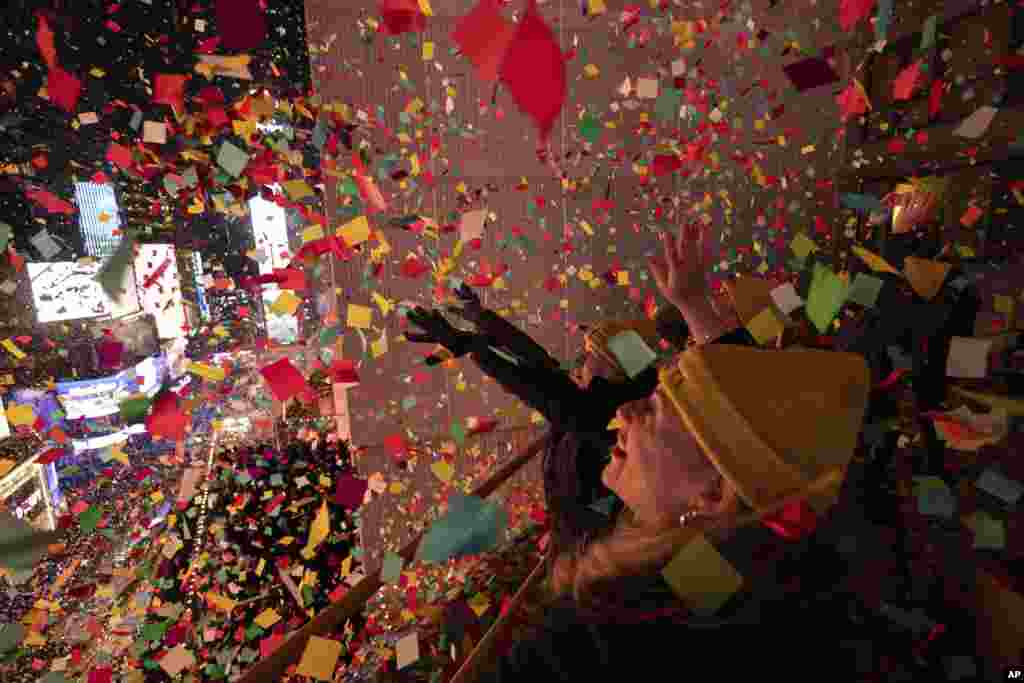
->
<box><xmin>406</xmin><ymin>227</ymin><xmax>757</xmax><ymax>572</ymax></box>
<box><xmin>475</xmin><ymin>224</ymin><xmax>874</xmax><ymax>681</ymax></box>
<box><xmin>406</xmin><ymin>288</ymin><xmax>664</xmax><ymax>570</ymax></box>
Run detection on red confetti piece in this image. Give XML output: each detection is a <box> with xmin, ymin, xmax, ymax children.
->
<box><xmin>892</xmin><ymin>60</ymin><xmax>922</xmax><ymax>101</ymax></box>
<box><xmin>497</xmin><ymin>0</ymin><xmax>567</xmax><ymax>142</ymax></box>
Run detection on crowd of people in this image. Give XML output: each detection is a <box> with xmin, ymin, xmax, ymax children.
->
<box><xmin>133</xmin><ymin>436</ymin><xmax>367</xmax><ymax>682</ymax></box>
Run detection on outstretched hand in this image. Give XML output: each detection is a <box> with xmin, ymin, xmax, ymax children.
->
<box><xmin>648</xmin><ymin>222</ymin><xmax>712</xmax><ymax>308</ymax></box>
<box><xmin>453</xmin><ymin>282</ymin><xmax>481</xmax><ymax>307</ymax></box>
<box><xmin>446</xmin><ymin>283</ymin><xmax>484</xmax><ymax>325</ymax></box>
<box><xmin>406</xmin><ymin>306</ymin><xmax>473</xmax><ymax>363</ymax></box>
<box><xmin>406</xmin><ymin>307</ymin><xmax>456</xmax><ymax>345</ymax></box>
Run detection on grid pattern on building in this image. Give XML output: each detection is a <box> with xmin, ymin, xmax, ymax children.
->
<box><xmin>74</xmin><ymin>182</ymin><xmax>123</xmax><ymax>261</ymax></box>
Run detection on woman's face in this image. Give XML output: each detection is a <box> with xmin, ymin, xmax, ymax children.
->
<box><xmin>602</xmin><ymin>389</ymin><xmax>721</xmax><ymax>525</ymax></box>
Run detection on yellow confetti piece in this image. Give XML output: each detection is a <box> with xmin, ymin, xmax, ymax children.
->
<box><xmin>371</xmin><ymin>291</ymin><xmax>394</xmax><ymax>317</ymax></box>
<box><xmin>422</xmin><ymin>41</ymin><xmax>434</xmax><ymax>60</ymax></box>
<box><xmin>745</xmin><ymin>307</ymin><xmax>786</xmax><ymax>346</ymax></box>
<box><xmin>282</xmin><ymin>179</ymin><xmax>314</xmax><ymax>201</ymax></box>
<box><xmin>304</xmin><ymin>501</ymin><xmax>330</xmax><ymax>555</ymax></box>
<box><xmin>993</xmin><ymin>294</ymin><xmax>1015</xmax><ymax>315</ymax></box>
<box><xmin>254</xmin><ymin>608</ymin><xmax>281</xmax><ymax>629</ymax></box>
<box><xmin>370</xmin><ymin>333</ymin><xmax>388</xmax><ymax>358</ymax></box>
<box><xmin>110</xmin><ymin>445</ymin><xmax>129</xmax><ymax>465</ymax></box>
<box><xmin>583</xmin><ymin>64</ymin><xmax>600</xmax><ymax>78</ymax></box>
<box><xmin>418</xmin><ymin>0</ymin><xmax>433</xmax><ymax>15</ymax></box>
<box><xmin>270</xmin><ymin>290</ymin><xmax>302</xmax><ymax>316</ymax></box>
<box><xmin>2</xmin><ymin>339</ymin><xmax>26</xmax><ymax>360</ymax></box>
<box><xmin>187</xmin><ymin>362</ymin><xmax>226</xmax><ymax>382</ymax></box>
<box><xmin>347</xmin><ymin>304</ymin><xmax>373</xmax><ymax>329</ymax></box>
<box><xmin>661</xmin><ymin>533</ymin><xmax>744</xmax><ymax>614</ymax></box>
<box><xmin>468</xmin><ymin>593</ymin><xmax>491</xmax><ymax>617</ymax></box>
<box><xmin>302</xmin><ymin>224</ymin><xmax>325</xmax><ymax>243</ymax></box>
<box><xmin>232</xmin><ymin>118</ymin><xmax>256</xmax><ymax>141</ymax></box>
<box><xmin>752</xmin><ymin>164</ymin><xmax>766</xmax><ymax>187</ymax></box>
<box><xmin>852</xmin><ymin>245</ymin><xmax>901</xmax><ymax>275</ymax></box>
<box><xmin>6</xmin><ymin>404</ymin><xmax>35</xmax><ymax>426</ymax></box>
<box><xmin>617</xmin><ymin>271</ymin><xmax>630</xmax><ymax>286</ymax></box>
<box><xmin>579</xmin><ymin>220</ymin><xmax>594</xmax><ymax>236</ymax></box>
<box><xmin>431</xmin><ymin>460</ymin><xmax>454</xmax><ymax>483</ymax></box>
<box><xmin>206</xmin><ymin>593</ymin><xmax>237</xmax><ymax>613</ymax></box>
<box><xmin>338</xmin><ymin>215</ymin><xmax>371</xmax><ymax>246</ymax></box>
<box><xmin>790</xmin><ymin>233</ymin><xmax>818</xmax><ymax>260</ymax></box>
<box><xmin>23</xmin><ymin>631</ymin><xmax>46</xmax><ymax>648</ymax></box>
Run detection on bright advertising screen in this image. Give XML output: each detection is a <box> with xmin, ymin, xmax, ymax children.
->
<box><xmin>27</xmin><ymin>260</ymin><xmax>140</xmax><ymax>323</ymax></box>
<box><xmin>249</xmin><ymin>193</ymin><xmax>298</xmax><ymax>344</ymax></box>
<box><xmin>133</xmin><ymin>244</ymin><xmax>187</xmax><ymax>340</ymax></box>
<box><xmin>56</xmin><ymin>354</ymin><xmax>168</xmax><ymax>420</ymax></box>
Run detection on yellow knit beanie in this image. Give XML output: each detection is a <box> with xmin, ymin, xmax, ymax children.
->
<box><xmin>657</xmin><ymin>344</ymin><xmax>870</xmax><ymax>515</ymax></box>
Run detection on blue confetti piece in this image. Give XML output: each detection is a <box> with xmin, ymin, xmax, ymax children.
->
<box><xmin>415</xmin><ymin>493</ymin><xmax>507</xmax><ymax>564</ymax></box>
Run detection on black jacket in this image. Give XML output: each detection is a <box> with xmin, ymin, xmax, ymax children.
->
<box><xmin>479</xmin><ymin>521</ymin><xmax>859</xmax><ymax>682</ymax></box>
<box><xmin>466</xmin><ymin>309</ymin><xmax>755</xmax><ymax>557</ymax></box>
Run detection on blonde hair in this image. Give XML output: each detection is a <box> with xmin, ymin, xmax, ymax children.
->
<box><xmin>549</xmin><ymin>478</ymin><xmax>746</xmax><ymax>616</ymax></box>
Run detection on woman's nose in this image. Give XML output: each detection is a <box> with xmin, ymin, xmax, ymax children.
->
<box><xmin>617</xmin><ymin>398</ymin><xmax>650</xmax><ymax>422</ymax></box>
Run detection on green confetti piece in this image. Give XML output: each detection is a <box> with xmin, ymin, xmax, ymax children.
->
<box><xmin>451</xmin><ymin>421</ymin><xmax>466</xmax><ymax>445</ymax></box>
<box><xmin>846</xmin><ymin>273</ymin><xmax>885</xmax><ymax>308</ymax></box>
<box><xmin>120</xmin><ymin>396</ymin><xmax>152</xmax><ymax>424</ymax></box>
<box><xmin>655</xmin><ymin>88</ymin><xmax>683</xmax><ymax>123</ymax></box>
<box><xmin>140</xmin><ymin>621</ymin><xmax>169</xmax><ymax>643</ymax></box>
<box><xmin>381</xmin><ymin>551</ymin><xmax>404</xmax><ymax>583</ymax></box>
<box><xmin>78</xmin><ymin>505</ymin><xmax>102</xmax><ymax>533</ymax></box>
<box><xmin>805</xmin><ymin>263</ymin><xmax>849</xmax><ymax>333</ymax></box>
<box><xmin>0</xmin><ymin>623</ymin><xmax>26</xmax><ymax>653</ymax></box>
<box><xmin>0</xmin><ymin>223</ymin><xmax>13</xmax><ymax>251</ymax></box>
<box><xmin>216</xmin><ymin>141</ymin><xmax>250</xmax><ymax>178</ymax></box>
<box><xmin>579</xmin><ymin>112</ymin><xmax>601</xmax><ymax>143</ymax></box>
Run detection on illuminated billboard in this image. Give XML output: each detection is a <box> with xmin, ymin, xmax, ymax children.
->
<box><xmin>74</xmin><ymin>182</ymin><xmax>123</xmax><ymax>261</ymax></box>
<box><xmin>27</xmin><ymin>260</ymin><xmax>140</xmax><ymax>323</ymax></box>
<box><xmin>0</xmin><ymin>451</ymin><xmax>59</xmax><ymax>531</ymax></box>
<box><xmin>133</xmin><ymin>244</ymin><xmax>187</xmax><ymax>340</ymax></box>
<box><xmin>56</xmin><ymin>354</ymin><xmax>168</xmax><ymax>420</ymax></box>
<box><xmin>249</xmin><ymin>194</ymin><xmax>298</xmax><ymax>344</ymax></box>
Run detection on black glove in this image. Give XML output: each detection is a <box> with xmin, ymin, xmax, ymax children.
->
<box><xmin>405</xmin><ymin>306</ymin><xmax>480</xmax><ymax>365</ymax></box>
<box><xmin>446</xmin><ymin>282</ymin><xmax>484</xmax><ymax>325</ymax></box>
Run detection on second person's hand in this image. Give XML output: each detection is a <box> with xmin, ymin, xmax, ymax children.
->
<box><xmin>648</xmin><ymin>221</ymin><xmax>712</xmax><ymax>309</ymax></box>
